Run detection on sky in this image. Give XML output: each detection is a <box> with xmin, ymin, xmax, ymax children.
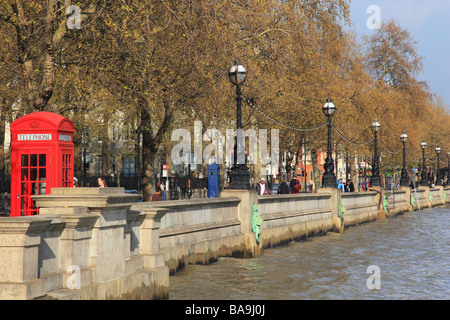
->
<box><xmin>348</xmin><ymin>0</ymin><xmax>450</xmax><ymax>109</ymax></box>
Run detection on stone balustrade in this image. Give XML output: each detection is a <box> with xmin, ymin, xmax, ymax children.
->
<box><xmin>132</xmin><ymin>197</ymin><xmax>243</xmax><ymax>274</ymax></box>
<box><xmin>0</xmin><ymin>185</ymin><xmax>447</xmax><ymax>299</ymax></box>
<box><xmin>0</xmin><ymin>188</ymin><xmax>168</xmax><ymax>300</ymax></box>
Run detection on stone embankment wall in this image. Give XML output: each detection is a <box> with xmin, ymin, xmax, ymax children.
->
<box><xmin>132</xmin><ymin>197</ymin><xmax>244</xmax><ymax>273</ymax></box>
<box><xmin>0</xmin><ymin>186</ymin><xmax>448</xmax><ymax>299</ymax></box>
<box><xmin>256</xmin><ymin>193</ymin><xmax>334</xmax><ymax>247</ymax></box>
<box><xmin>0</xmin><ymin>188</ymin><xmax>169</xmax><ymax>300</ymax></box>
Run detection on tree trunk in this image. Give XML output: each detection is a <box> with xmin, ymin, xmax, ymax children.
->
<box><xmin>293</xmin><ymin>135</ymin><xmax>304</xmax><ymax>179</ymax></box>
<box><xmin>140</xmin><ymin>95</ymin><xmax>174</xmax><ymax>201</ymax></box>
<box><xmin>14</xmin><ymin>0</ymin><xmax>67</xmax><ymax>113</ymax></box>
<box><xmin>141</xmin><ymin>106</ymin><xmax>157</xmax><ymax>201</ymax></box>
<box><xmin>311</xmin><ymin>148</ymin><xmax>321</xmax><ymax>192</ymax></box>
<box><xmin>116</xmin><ymin>156</ymin><xmax>122</xmax><ymax>187</ymax></box>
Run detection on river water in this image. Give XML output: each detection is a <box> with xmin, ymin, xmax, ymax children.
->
<box><xmin>169</xmin><ymin>205</ymin><xmax>449</xmax><ymax>300</ymax></box>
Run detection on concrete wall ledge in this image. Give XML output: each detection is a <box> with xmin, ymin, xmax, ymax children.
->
<box><xmin>257</xmin><ymin>193</ymin><xmax>331</xmax><ymax>201</ymax></box>
<box><xmin>51</xmin><ymin>187</ymin><xmax>126</xmax><ymax>195</ymax></box>
<box><xmin>139</xmin><ymin>197</ymin><xmax>242</xmax><ymax>208</ymax></box>
<box><xmin>341</xmin><ymin>191</ymin><xmax>378</xmax><ymax>197</ymax></box>
<box><xmin>343</xmin><ymin>204</ymin><xmax>378</xmax><ymax>213</ymax></box>
<box><xmin>34</xmin><ymin>194</ymin><xmax>141</xmax><ymax>208</ymax></box>
<box><xmin>260</xmin><ymin>208</ymin><xmax>332</xmax><ymax>221</ymax></box>
<box><xmin>159</xmin><ymin>218</ymin><xmax>241</xmax><ymax>237</ymax></box>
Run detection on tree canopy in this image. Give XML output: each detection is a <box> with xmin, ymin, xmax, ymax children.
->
<box><xmin>1</xmin><ymin>0</ymin><xmax>449</xmax><ymax>198</ymax></box>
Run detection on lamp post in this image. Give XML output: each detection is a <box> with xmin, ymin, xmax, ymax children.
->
<box><xmin>345</xmin><ymin>148</ymin><xmax>349</xmax><ymax>182</ymax></box>
<box><xmin>137</xmin><ymin>125</ymin><xmax>142</xmax><ymax>193</ymax></box>
<box><xmin>370</xmin><ymin>119</ymin><xmax>381</xmax><ymax>187</ymax></box>
<box><xmin>420</xmin><ymin>141</ymin><xmax>427</xmax><ymax>186</ymax></box>
<box><xmin>400</xmin><ymin>132</ymin><xmax>409</xmax><ymax>187</ymax></box>
<box><xmin>321</xmin><ymin>99</ymin><xmax>337</xmax><ymax>188</ymax></box>
<box><xmin>447</xmin><ymin>151</ymin><xmax>450</xmax><ymax>185</ymax></box>
<box><xmin>82</xmin><ymin>125</ymin><xmax>89</xmax><ymax>187</ymax></box>
<box><xmin>227</xmin><ymin>60</ymin><xmax>251</xmax><ymax>189</ymax></box>
<box><xmin>187</xmin><ymin>152</ymin><xmax>192</xmax><ymax>199</ymax></box>
<box><xmin>435</xmin><ymin>146</ymin><xmax>441</xmax><ymax>185</ymax></box>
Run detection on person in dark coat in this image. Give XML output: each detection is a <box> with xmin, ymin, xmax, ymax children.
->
<box><xmin>278</xmin><ymin>179</ymin><xmax>290</xmax><ymax>194</ymax></box>
<box><xmin>348</xmin><ymin>179</ymin><xmax>355</xmax><ymax>192</ymax></box>
<box><xmin>290</xmin><ymin>177</ymin><xmax>300</xmax><ymax>194</ymax></box>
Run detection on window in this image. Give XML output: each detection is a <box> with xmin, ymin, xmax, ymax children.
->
<box><xmin>97</xmin><ymin>155</ymin><xmax>102</xmax><ymax>176</ymax></box>
<box><xmin>123</xmin><ymin>156</ymin><xmax>135</xmax><ymax>177</ymax></box>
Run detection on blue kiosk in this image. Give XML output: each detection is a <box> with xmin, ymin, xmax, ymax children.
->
<box><xmin>207</xmin><ymin>163</ymin><xmax>220</xmax><ymax>198</ymax></box>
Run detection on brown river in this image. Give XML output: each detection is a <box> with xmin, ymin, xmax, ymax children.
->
<box><xmin>169</xmin><ymin>205</ymin><xmax>449</xmax><ymax>300</ymax></box>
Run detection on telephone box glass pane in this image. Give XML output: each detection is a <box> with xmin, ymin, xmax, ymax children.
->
<box><xmin>39</xmin><ymin>168</ymin><xmax>46</xmax><ymax>179</ymax></box>
<box><xmin>39</xmin><ymin>154</ymin><xmax>46</xmax><ymax>166</ymax></box>
<box><xmin>30</xmin><ymin>168</ymin><xmax>37</xmax><ymax>181</ymax></box>
<box><xmin>21</xmin><ymin>168</ymin><xmax>28</xmax><ymax>180</ymax></box>
<box><xmin>21</xmin><ymin>154</ymin><xmax>28</xmax><ymax>167</ymax></box>
<box><xmin>21</xmin><ymin>182</ymin><xmax>27</xmax><ymax>194</ymax></box>
<box><xmin>30</xmin><ymin>154</ymin><xmax>37</xmax><ymax>167</ymax></box>
<box><xmin>31</xmin><ymin>182</ymin><xmax>37</xmax><ymax>195</ymax></box>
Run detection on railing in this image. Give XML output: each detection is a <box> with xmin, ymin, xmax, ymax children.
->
<box><xmin>0</xmin><ymin>193</ymin><xmax>10</xmax><ymax>216</ymax></box>
<box><xmin>0</xmin><ymin>173</ymin><xmax>10</xmax><ymax>193</ymax></box>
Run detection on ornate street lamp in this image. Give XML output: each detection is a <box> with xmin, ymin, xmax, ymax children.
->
<box><xmin>400</xmin><ymin>132</ymin><xmax>409</xmax><ymax>187</ymax></box>
<box><xmin>447</xmin><ymin>151</ymin><xmax>450</xmax><ymax>184</ymax></box>
<box><xmin>227</xmin><ymin>60</ymin><xmax>251</xmax><ymax>189</ymax></box>
<box><xmin>420</xmin><ymin>141</ymin><xmax>428</xmax><ymax>186</ymax></box>
<box><xmin>321</xmin><ymin>99</ymin><xmax>337</xmax><ymax>188</ymax></box>
<box><xmin>435</xmin><ymin>146</ymin><xmax>441</xmax><ymax>185</ymax></box>
<box><xmin>82</xmin><ymin>125</ymin><xmax>89</xmax><ymax>187</ymax></box>
<box><xmin>370</xmin><ymin>119</ymin><xmax>381</xmax><ymax>187</ymax></box>
<box><xmin>187</xmin><ymin>156</ymin><xmax>192</xmax><ymax>199</ymax></box>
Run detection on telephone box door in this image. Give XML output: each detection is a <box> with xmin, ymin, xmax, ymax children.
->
<box><xmin>61</xmin><ymin>151</ymin><xmax>73</xmax><ymax>187</ymax></box>
<box><xmin>16</xmin><ymin>151</ymin><xmax>49</xmax><ymax>216</ymax></box>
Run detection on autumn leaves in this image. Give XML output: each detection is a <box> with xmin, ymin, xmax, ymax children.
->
<box><xmin>0</xmin><ymin>1</ymin><xmax>448</xmax><ymax>199</ymax></box>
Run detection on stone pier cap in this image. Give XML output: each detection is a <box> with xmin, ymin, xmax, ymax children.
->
<box><xmin>32</xmin><ymin>187</ymin><xmax>142</xmax><ymax>209</ymax></box>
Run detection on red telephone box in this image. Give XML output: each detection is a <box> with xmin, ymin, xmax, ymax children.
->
<box><xmin>10</xmin><ymin>112</ymin><xmax>75</xmax><ymax>216</ymax></box>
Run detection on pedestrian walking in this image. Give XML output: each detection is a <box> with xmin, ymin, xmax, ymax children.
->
<box><xmin>278</xmin><ymin>179</ymin><xmax>290</xmax><ymax>194</ymax></box>
<box><xmin>256</xmin><ymin>178</ymin><xmax>266</xmax><ymax>195</ymax></box>
<box><xmin>160</xmin><ymin>181</ymin><xmax>166</xmax><ymax>201</ymax></box>
<box><xmin>290</xmin><ymin>177</ymin><xmax>300</xmax><ymax>194</ymax></box>
<box><xmin>337</xmin><ymin>179</ymin><xmax>345</xmax><ymax>192</ymax></box>
<box><xmin>98</xmin><ymin>177</ymin><xmax>108</xmax><ymax>188</ymax></box>
<box><xmin>348</xmin><ymin>179</ymin><xmax>355</xmax><ymax>192</ymax></box>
